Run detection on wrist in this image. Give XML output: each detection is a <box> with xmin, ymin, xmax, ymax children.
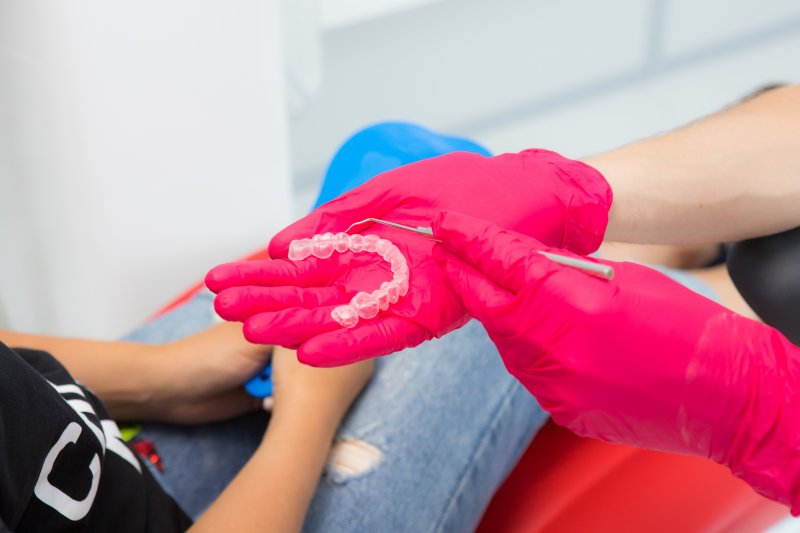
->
<box><xmin>581</xmin><ymin>151</ymin><xmax>647</xmax><ymax>244</ymax></box>
<box><xmin>271</xmin><ymin>391</ymin><xmax>350</xmax><ymax>431</ymax></box>
<box><xmin>144</xmin><ymin>343</ymin><xmax>184</xmax><ymax>403</ymax></box>
<box><xmin>267</xmin><ymin>349</ymin><xmax>372</xmax><ymax>430</ymax></box>
<box><xmin>92</xmin><ymin>344</ymin><xmax>170</xmax><ymax>420</ymax></box>
<box><xmin>516</xmin><ymin>149</ymin><xmax>613</xmax><ymax>254</ymax></box>
<box><xmin>141</xmin><ymin>341</ymin><xmax>219</xmax><ymax>414</ymax></box>
<box><xmin>559</xmin><ymin>155</ymin><xmax>613</xmax><ymax>254</ymax></box>
<box><xmin>263</xmin><ymin>403</ymin><xmax>341</xmax><ymax>447</ymax></box>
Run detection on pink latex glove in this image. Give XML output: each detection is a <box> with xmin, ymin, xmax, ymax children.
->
<box><xmin>433</xmin><ymin>210</ymin><xmax>800</xmax><ymax>512</ymax></box>
<box><xmin>207</xmin><ymin>149</ymin><xmax>611</xmax><ymax>365</ymax></box>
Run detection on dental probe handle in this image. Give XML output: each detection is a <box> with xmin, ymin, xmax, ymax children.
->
<box><xmin>538</xmin><ymin>251</ymin><xmax>615</xmax><ymax>280</ymax></box>
<box><xmin>348</xmin><ymin>218</ymin><xmax>613</xmax><ymax>279</ymax></box>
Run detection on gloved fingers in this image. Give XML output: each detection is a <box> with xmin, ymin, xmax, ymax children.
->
<box><xmin>268</xmin><ymin>183</ymin><xmax>396</xmax><ymax>258</ymax></box>
<box><xmin>214</xmin><ymin>285</ymin><xmax>347</xmax><ymax>321</ymax></box>
<box><xmin>205</xmin><ymin>257</ymin><xmax>341</xmax><ymax>293</ymax></box>
<box><xmin>297</xmin><ymin>317</ymin><xmax>433</xmax><ymax>367</ymax></box>
<box><xmin>434</xmin><ymin>247</ymin><xmax>519</xmax><ymax>334</ymax></box>
<box><xmin>242</xmin><ymin>306</ymin><xmax>341</xmax><ymax>347</ymax></box>
<box><xmin>433</xmin><ymin>210</ymin><xmax>552</xmax><ymax>294</ymax></box>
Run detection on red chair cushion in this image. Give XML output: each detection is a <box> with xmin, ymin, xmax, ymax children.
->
<box><xmin>476</xmin><ymin>420</ymin><xmax>786</xmax><ymax>532</ymax></box>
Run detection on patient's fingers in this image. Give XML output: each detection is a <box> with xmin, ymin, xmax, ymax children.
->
<box><xmin>242</xmin><ymin>307</ymin><xmax>431</xmax><ymax>366</ymax></box>
<box><xmin>214</xmin><ymin>285</ymin><xmax>348</xmax><ymax>321</ymax></box>
<box><xmin>205</xmin><ymin>258</ymin><xmax>343</xmax><ymax>293</ymax></box>
<box><xmin>298</xmin><ymin>317</ymin><xmax>432</xmax><ymax>367</ymax></box>
<box><xmin>243</xmin><ymin>306</ymin><xmax>342</xmax><ymax>347</ymax></box>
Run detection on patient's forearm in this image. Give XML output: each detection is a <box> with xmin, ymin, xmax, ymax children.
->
<box><xmin>585</xmin><ymin>85</ymin><xmax>800</xmax><ymax>244</ymax></box>
<box><xmin>0</xmin><ymin>330</ymin><xmax>164</xmax><ymax>417</ymax></box>
<box><xmin>190</xmin><ymin>407</ymin><xmax>339</xmax><ymax>533</ymax></box>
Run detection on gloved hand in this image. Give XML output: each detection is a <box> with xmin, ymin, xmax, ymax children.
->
<box><xmin>433</xmin><ymin>210</ymin><xmax>800</xmax><ymax>512</ymax></box>
<box><xmin>206</xmin><ymin>149</ymin><xmax>611</xmax><ymax>366</ymax></box>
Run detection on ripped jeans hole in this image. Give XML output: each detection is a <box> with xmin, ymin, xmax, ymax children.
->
<box><xmin>326</xmin><ymin>437</ymin><xmax>383</xmax><ymax>482</ymax></box>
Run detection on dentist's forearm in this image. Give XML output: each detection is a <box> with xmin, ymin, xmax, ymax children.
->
<box><xmin>584</xmin><ymin>85</ymin><xmax>800</xmax><ymax>244</ymax></box>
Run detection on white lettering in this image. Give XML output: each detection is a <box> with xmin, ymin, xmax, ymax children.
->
<box><xmin>66</xmin><ymin>399</ymin><xmax>105</xmax><ymax>451</ymax></box>
<box><xmin>47</xmin><ymin>380</ymin><xmax>141</xmax><ymax>469</ymax></box>
<box><xmin>101</xmin><ymin>420</ymin><xmax>141</xmax><ymax>473</ymax></box>
<box><xmin>34</xmin><ymin>422</ymin><xmax>100</xmax><ymax>521</ymax></box>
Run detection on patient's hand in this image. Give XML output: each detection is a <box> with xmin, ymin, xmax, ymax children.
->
<box><xmin>152</xmin><ymin>322</ymin><xmax>372</xmax><ymax>426</ymax></box>
<box><xmin>269</xmin><ymin>345</ymin><xmax>373</xmax><ymax>424</ymax></box>
<box><xmin>153</xmin><ymin>322</ymin><xmax>271</xmax><ymax>423</ymax></box>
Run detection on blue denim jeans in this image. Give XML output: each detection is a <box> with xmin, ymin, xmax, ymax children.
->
<box><xmin>125</xmin><ymin>291</ymin><xmax>547</xmax><ymax>532</ymax></box>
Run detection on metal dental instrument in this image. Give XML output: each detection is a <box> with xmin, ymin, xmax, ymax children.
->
<box><xmin>346</xmin><ymin>218</ymin><xmax>440</xmax><ymax>241</ymax></box>
<box><xmin>344</xmin><ymin>218</ymin><xmax>615</xmax><ymax>281</ymax></box>
<box><xmin>537</xmin><ymin>251</ymin><xmax>614</xmax><ymax>280</ymax></box>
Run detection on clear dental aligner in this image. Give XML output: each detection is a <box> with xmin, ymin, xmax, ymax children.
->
<box><xmin>288</xmin><ymin>232</ymin><xmax>409</xmax><ymax>328</ymax></box>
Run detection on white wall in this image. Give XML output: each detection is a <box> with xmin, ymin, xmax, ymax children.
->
<box><xmin>0</xmin><ymin>1</ymin><xmax>292</xmax><ymax>338</ymax></box>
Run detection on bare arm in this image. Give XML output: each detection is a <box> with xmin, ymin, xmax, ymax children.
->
<box><xmin>0</xmin><ymin>329</ymin><xmax>169</xmax><ymax>417</ymax></box>
<box><xmin>585</xmin><ymin>85</ymin><xmax>800</xmax><ymax>244</ymax></box>
<box><xmin>190</xmin><ymin>411</ymin><xmax>334</xmax><ymax>533</ymax></box>
<box><xmin>191</xmin><ymin>347</ymin><xmax>373</xmax><ymax>533</ymax></box>
<box><xmin>0</xmin><ymin>324</ymin><xmax>269</xmax><ymax>422</ymax></box>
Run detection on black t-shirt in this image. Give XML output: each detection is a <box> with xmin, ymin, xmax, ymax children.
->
<box><xmin>0</xmin><ymin>342</ymin><xmax>192</xmax><ymax>532</ymax></box>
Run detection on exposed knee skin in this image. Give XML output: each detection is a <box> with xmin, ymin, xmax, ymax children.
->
<box><xmin>326</xmin><ymin>437</ymin><xmax>383</xmax><ymax>482</ymax></box>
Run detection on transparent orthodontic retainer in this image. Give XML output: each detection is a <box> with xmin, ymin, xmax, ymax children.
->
<box><xmin>288</xmin><ymin>232</ymin><xmax>410</xmax><ymax>328</ymax></box>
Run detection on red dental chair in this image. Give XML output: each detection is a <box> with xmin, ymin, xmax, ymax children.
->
<box><xmin>476</xmin><ymin>420</ymin><xmax>786</xmax><ymax>532</ymax></box>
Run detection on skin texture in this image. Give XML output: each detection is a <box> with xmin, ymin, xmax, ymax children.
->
<box><xmin>587</xmin><ymin>85</ymin><xmax>800</xmax><ymax>244</ymax></box>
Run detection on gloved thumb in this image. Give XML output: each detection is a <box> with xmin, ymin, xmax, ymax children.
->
<box><xmin>434</xmin><ymin>246</ymin><xmax>517</xmax><ymax>335</ymax></box>
<box><xmin>432</xmin><ymin>210</ymin><xmax>554</xmax><ymax>293</ymax></box>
